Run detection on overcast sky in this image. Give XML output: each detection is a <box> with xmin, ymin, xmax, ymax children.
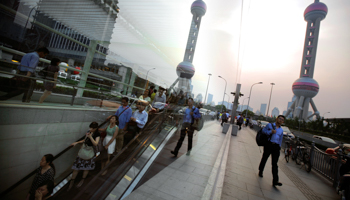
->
<box><xmin>109</xmin><ymin>0</ymin><xmax>350</xmax><ymax>118</ymax></box>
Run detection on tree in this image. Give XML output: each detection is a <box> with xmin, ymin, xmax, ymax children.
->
<box><xmin>215</xmin><ymin>105</ymin><xmax>226</xmax><ymax>112</ymax></box>
<box><xmin>241</xmin><ymin>109</ymin><xmax>255</xmax><ymax>117</ymax></box>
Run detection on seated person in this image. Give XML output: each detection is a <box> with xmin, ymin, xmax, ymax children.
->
<box><xmin>124</xmin><ymin>101</ymin><xmax>148</xmax><ymax>145</ymax></box>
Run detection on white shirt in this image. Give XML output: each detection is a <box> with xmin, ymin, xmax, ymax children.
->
<box><xmin>132</xmin><ymin>110</ymin><xmax>148</xmax><ymax>128</ymax></box>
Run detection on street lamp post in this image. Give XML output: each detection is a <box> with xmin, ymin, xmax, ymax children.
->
<box><xmin>266</xmin><ymin>83</ymin><xmax>275</xmax><ymax>117</ymax></box>
<box><xmin>203</xmin><ymin>73</ymin><xmax>212</xmax><ymax>105</ymax></box>
<box><xmin>241</xmin><ymin>97</ymin><xmax>249</xmax><ymax>111</ymax></box>
<box><xmin>245</xmin><ymin>82</ymin><xmax>263</xmax><ymax>118</ymax></box>
<box><xmin>323</xmin><ymin>112</ymin><xmax>330</xmax><ymax>118</ymax></box>
<box><xmin>218</xmin><ymin>76</ymin><xmax>227</xmax><ymax>113</ymax></box>
<box><xmin>145</xmin><ymin>68</ymin><xmax>156</xmax><ymax>89</ymax></box>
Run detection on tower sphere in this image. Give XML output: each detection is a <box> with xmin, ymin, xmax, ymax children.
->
<box><xmin>176</xmin><ymin>61</ymin><xmax>195</xmax><ymax>79</ymax></box>
<box><xmin>292</xmin><ymin>78</ymin><xmax>319</xmax><ymax>98</ymax></box>
<box><xmin>191</xmin><ymin>0</ymin><xmax>207</xmax><ymax>16</ymax></box>
<box><xmin>304</xmin><ymin>2</ymin><xmax>327</xmax><ymax>21</ymax></box>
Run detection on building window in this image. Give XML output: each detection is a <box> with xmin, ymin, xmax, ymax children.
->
<box><xmin>193</xmin><ymin>32</ymin><xmax>196</xmax><ymax>36</ymax></box>
<box><xmin>192</xmin><ymin>40</ymin><xmax>194</xmax><ymax>44</ymax></box>
<box><xmin>306</xmin><ymin>60</ymin><xmax>309</xmax><ymax>65</ymax></box>
<box><xmin>190</xmin><ymin>48</ymin><xmax>193</xmax><ymax>51</ymax></box>
<box><xmin>310</xmin><ymin>32</ymin><xmax>313</xmax><ymax>36</ymax></box>
<box><xmin>307</xmin><ymin>50</ymin><xmax>310</xmax><ymax>55</ymax></box>
<box><xmin>304</xmin><ymin>69</ymin><xmax>308</xmax><ymax>74</ymax></box>
<box><xmin>308</xmin><ymin>41</ymin><xmax>312</xmax><ymax>46</ymax></box>
<box><xmin>311</xmin><ymin>23</ymin><xmax>314</xmax><ymax>27</ymax></box>
<box><xmin>189</xmin><ymin>55</ymin><xmax>191</xmax><ymax>60</ymax></box>
<box><xmin>197</xmin><ymin>17</ymin><xmax>199</xmax><ymax>20</ymax></box>
<box><xmin>195</xmin><ymin>25</ymin><xmax>198</xmax><ymax>29</ymax></box>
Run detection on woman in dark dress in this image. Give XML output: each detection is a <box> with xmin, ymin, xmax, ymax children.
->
<box><xmin>27</xmin><ymin>154</ymin><xmax>55</xmax><ymax>200</ymax></box>
<box><xmin>39</xmin><ymin>58</ymin><xmax>60</xmax><ymax>103</ymax></box>
<box><xmin>68</xmin><ymin>122</ymin><xmax>100</xmax><ymax>190</ymax></box>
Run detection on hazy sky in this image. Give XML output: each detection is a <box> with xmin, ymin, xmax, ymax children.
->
<box><xmin>109</xmin><ymin>0</ymin><xmax>350</xmax><ymax>118</ymax></box>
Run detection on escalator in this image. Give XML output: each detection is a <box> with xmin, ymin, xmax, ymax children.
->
<box><xmin>1</xmin><ymin>105</ymin><xmax>183</xmax><ymax>200</ymax></box>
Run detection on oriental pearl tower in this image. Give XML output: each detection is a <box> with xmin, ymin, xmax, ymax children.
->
<box><xmin>285</xmin><ymin>0</ymin><xmax>328</xmax><ymax>121</ymax></box>
<box><xmin>170</xmin><ymin>0</ymin><xmax>206</xmax><ymax>94</ymax></box>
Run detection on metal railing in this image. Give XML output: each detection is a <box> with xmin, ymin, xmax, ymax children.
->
<box><xmin>310</xmin><ymin>143</ymin><xmax>343</xmax><ymax>187</ymax></box>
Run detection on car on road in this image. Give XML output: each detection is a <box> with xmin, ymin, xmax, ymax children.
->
<box><xmin>281</xmin><ymin>126</ymin><xmax>295</xmax><ymax>139</ymax></box>
<box><xmin>313</xmin><ymin>135</ymin><xmax>337</xmax><ymax>144</ymax></box>
<box><xmin>259</xmin><ymin>121</ymin><xmax>270</xmax><ymax>128</ymax></box>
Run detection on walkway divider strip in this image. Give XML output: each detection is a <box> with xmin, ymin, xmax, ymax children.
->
<box><xmin>120</xmin><ymin>126</ymin><xmax>179</xmax><ymax>199</ymax></box>
<box><xmin>201</xmin><ymin>125</ymin><xmax>232</xmax><ymax>200</ymax></box>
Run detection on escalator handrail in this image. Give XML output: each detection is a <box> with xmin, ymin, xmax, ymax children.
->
<box><xmin>72</xmin><ymin>111</ymin><xmax>174</xmax><ymax>199</ymax></box>
<box><xmin>0</xmin><ymin>119</ymin><xmax>110</xmax><ymax>197</ymax></box>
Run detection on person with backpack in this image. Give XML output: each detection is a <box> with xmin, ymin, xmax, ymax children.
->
<box><xmin>237</xmin><ymin>114</ymin><xmax>244</xmax><ymax>130</ymax></box>
<box><xmin>171</xmin><ymin>98</ymin><xmax>200</xmax><ymax>157</ymax></box>
<box><xmin>258</xmin><ymin>115</ymin><xmax>285</xmax><ymax>187</ymax></box>
<box><xmin>221</xmin><ymin>111</ymin><xmax>228</xmax><ymax>126</ymax></box>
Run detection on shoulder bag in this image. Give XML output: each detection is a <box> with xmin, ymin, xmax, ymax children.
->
<box><xmin>78</xmin><ymin>135</ymin><xmax>95</xmax><ymax>160</ymax></box>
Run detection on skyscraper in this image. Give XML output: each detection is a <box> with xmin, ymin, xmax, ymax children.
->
<box><xmin>175</xmin><ymin>0</ymin><xmax>206</xmax><ymax>93</ymax></box>
<box><xmin>260</xmin><ymin>104</ymin><xmax>267</xmax><ymax>116</ymax></box>
<box><xmin>285</xmin><ymin>0</ymin><xmax>327</xmax><ymax>120</ymax></box>
<box><xmin>271</xmin><ymin>107</ymin><xmax>280</xmax><ymax>117</ymax></box>
<box><xmin>207</xmin><ymin>93</ymin><xmax>213</xmax><ymax>104</ymax></box>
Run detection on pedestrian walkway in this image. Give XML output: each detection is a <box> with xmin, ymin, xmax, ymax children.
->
<box><xmin>122</xmin><ymin>121</ymin><xmax>339</xmax><ymax>200</ymax></box>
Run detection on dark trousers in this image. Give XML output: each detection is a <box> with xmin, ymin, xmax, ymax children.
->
<box><xmin>0</xmin><ymin>71</ymin><xmax>36</xmax><ymax>102</ymax></box>
<box><xmin>221</xmin><ymin>119</ymin><xmax>228</xmax><ymax>126</ymax></box>
<box><xmin>237</xmin><ymin>122</ymin><xmax>242</xmax><ymax>130</ymax></box>
<box><xmin>258</xmin><ymin>142</ymin><xmax>280</xmax><ymax>183</ymax></box>
<box><xmin>174</xmin><ymin>124</ymin><xmax>194</xmax><ymax>154</ymax></box>
<box><xmin>124</xmin><ymin>126</ymin><xmax>141</xmax><ymax>146</ymax></box>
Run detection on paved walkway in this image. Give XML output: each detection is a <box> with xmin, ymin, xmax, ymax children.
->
<box><xmin>123</xmin><ymin>121</ymin><xmax>339</xmax><ymax>200</ymax></box>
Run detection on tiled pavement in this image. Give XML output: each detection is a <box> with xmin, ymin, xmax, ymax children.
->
<box><xmin>123</xmin><ymin>121</ymin><xmax>339</xmax><ymax>200</ymax></box>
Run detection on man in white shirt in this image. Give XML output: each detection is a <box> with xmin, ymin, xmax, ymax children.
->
<box><xmin>124</xmin><ymin>101</ymin><xmax>148</xmax><ymax>145</ymax></box>
<box><xmin>151</xmin><ymin>86</ymin><xmax>166</xmax><ymax>112</ymax></box>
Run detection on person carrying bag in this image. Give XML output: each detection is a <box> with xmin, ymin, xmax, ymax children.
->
<box><xmin>68</xmin><ymin>122</ymin><xmax>100</xmax><ymax>190</ymax></box>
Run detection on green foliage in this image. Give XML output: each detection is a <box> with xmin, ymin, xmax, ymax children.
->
<box><xmin>215</xmin><ymin>105</ymin><xmax>226</xmax><ymax>112</ymax></box>
<box><xmin>241</xmin><ymin>109</ymin><xmax>255</xmax><ymax>117</ymax></box>
<box><xmin>284</xmin><ymin>117</ymin><xmax>350</xmax><ymax>143</ymax></box>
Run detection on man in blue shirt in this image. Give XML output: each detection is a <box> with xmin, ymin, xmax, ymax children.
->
<box><xmin>258</xmin><ymin>115</ymin><xmax>285</xmax><ymax>187</ymax></box>
<box><xmin>171</xmin><ymin>98</ymin><xmax>201</xmax><ymax>157</ymax></box>
<box><xmin>114</xmin><ymin>97</ymin><xmax>132</xmax><ymax>152</ymax></box>
<box><xmin>0</xmin><ymin>47</ymin><xmax>49</xmax><ymax>102</ymax></box>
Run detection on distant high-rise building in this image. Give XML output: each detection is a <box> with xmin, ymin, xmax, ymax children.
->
<box><xmin>271</xmin><ymin>107</ymin><xmax>280</xmax><ymax>117</ymax></box>
<box><xmin>283</xmin><ymin>110</ymin><xmax>287</xmax><ymax>116</ymax></box>
<box><xmin>207</xmin><ymin>93</ymin><xmax>213</xmax><ymax>105</ymax></box>
<box><xmin>256</xmin><ymin>110</ymin><xmax>261</xmax><ymax>115</ymax></box>
<box><xmin>260</xmin><ymin>104</ymin><xmax>267</xmax><ymax>116</ymax></box>
<box><xmin>238</xmin><ymin>105</ymin><xmax>253</xmax><ymax>112</ymax></box>
<box><xmin>195</xmin><ymin>93</ymin><xmax>203</xmax><ymax>103</ymax></box>
<box><xmin>218</xmin><ymin>101</ymin><xmax>232</xmax><ymax>110</ymax></box>
<box><xmin>190</xmin><ymin>84</ymin><xmax>193</xmax><ymax>93</ymax></box>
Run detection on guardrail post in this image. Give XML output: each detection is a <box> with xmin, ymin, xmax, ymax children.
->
<box><xmin>71</xmin><ymin>86</ymin><xmax>77</xmax><ymax>106</ymax></box>
<box><xmin>296</xmin><ymin>136</ymin><xmax>300</xmax><ymax>156</ymax></box>
<box><xmin>310</xmin><ymin>141</ymin><xmax>315</xmax><ymax>168</ymax></box>
<box><xmin>333</xmin><ymin>149</ymin><xmax>342</xmax><ymax>188</ymax></box>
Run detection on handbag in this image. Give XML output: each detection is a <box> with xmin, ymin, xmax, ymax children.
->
<box><xmin>78</xmin><ymin>136</ymin><xmax>95</xmax><ymax>160</ymax></box>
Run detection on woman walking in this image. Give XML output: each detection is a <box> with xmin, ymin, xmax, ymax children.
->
<box><xmin>99</xmin><ymin>115</ymin><xmax>119</xmax><ymax>175</ymax></box>
<box><xmin>39</xmin><ymin>58</ymin><xmax>60</xmax><ymax>103</ymax></box>
<box><xmin>27</xmin><ymin>154</ymin><xmax>55</xmax><ymax>200</ymax></box>
<box><xmin>68</xmin><ymin>122</ymin><xmax>100</xmax><ymax>190</ymax></box>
